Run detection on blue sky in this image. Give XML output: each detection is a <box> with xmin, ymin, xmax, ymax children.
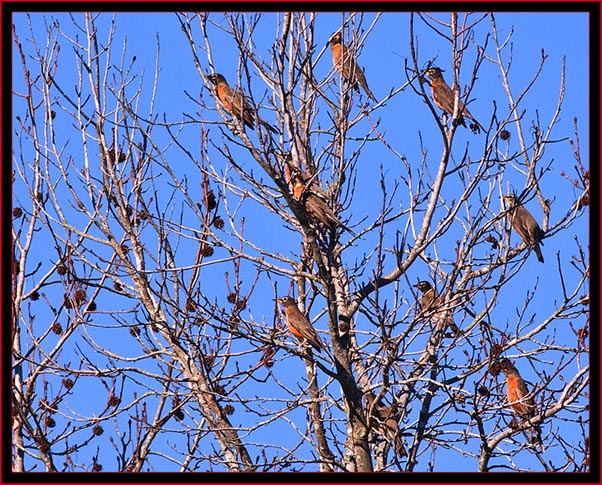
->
<box><xmin>10</xmin><ymin>9</ymin><xmax>591</xmax><ymax>474</ymax></box>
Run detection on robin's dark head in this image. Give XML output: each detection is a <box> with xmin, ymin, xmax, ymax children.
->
<box><xmin>274</xmin><ymin>150</ymin><xmax>293</xmax><ymax>164</ymax></box>
<box><xmin>502</xmin><ymin>194</ymin><xmax>519</xmax><ymax>207</ymax></box>
<box><xmin>276</xmin><ymin>296</ymin><xmax>296</xmax><ymax>307</ymax></box>
<box><xmin>499</xmin><ymin>358</ymin><xmax>519</xmax><ymax>377</ymax></box>
<box><xmin>329</xmin><ymin>31</ymin><xmax>343</xmax><ymax>45</ymax></box>
<box><xmin>424</xmin><ymin>67</ymin><xmax>444</xmax><ymax>80</ymax></box>
<box><xmin>208</xmin><ymin>73</ymin><xmax>226</xmax><ymax>85</ymax></box>
<box><xmin>413</xmin><ymin>281</ymin><xmax>433</xmax><ymax>293</ymax></box>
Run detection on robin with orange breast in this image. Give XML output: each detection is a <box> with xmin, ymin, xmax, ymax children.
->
<box><xmin>413</xmin><ymin>281</ymin><xmax>460</xmax><ymax>335</ymax></box>
<box><xmin>276</xmin><ymin>296</ymin><xmax>325</xmax><ymax>353</ymax></box>
<box><xmin>502</xmin><ymin>194</ymin><xmax>545</xmax><ymax>263</ymax></box>
<box><xmin>291</xmin><ymin>175</ymin><xmax>355</xmax><ymax>235</ymax></box>
<box><xmin>207</xmin><ymin>73</ymin><xmax>277</xmax><ymax>133</ymax></box>
<box><xmin>500</xmin><ymin>359</ymin><xmax>542</xmax><ymax>446</ymax></box>
<box><xmin>329</xmin><ymin>31</ymin><xmax>376</xmax><ymax>102</ymax></box>
<box><xmin>424</xmin><ymin>66</ymin><xmax>483</xmax><ymax>133</ymax></box>
<box><xmin>281</xmin><ymin>152</ymin><xmax>355</xmax><ymax>235</ymax></box>
<box><xmin>280</xmin><ymin>152</ymin><xmax>325</xmax><ymax>198</ymax></box>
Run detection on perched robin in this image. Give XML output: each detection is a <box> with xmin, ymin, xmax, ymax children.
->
<box><xmin>502</xmin><ymin>194</ymin><xmax>545</xmax><ymax>263</ymax></box>
<box><xmin>280</xmin><ymin>152</ymin><xmax>327</xmax><ymax>199</ymax></box>
<box><xmin>329</xmin><ymin>31</ymin><xmax>376</xmax><ymax>102</ymax></box>
<box><xmin>364</xmin><ymin>392</ymin><xmax>407</xmax><ymax>458</ymax></box>
<box><xmin>500</xmin><ymin>360</ymin><xmax>542</xmax><ymax>446</ymax></box>
<box><xmin>373</xmin><ymin>403</ymin><xmax>407</xmax><ymax>458</ymax></box>
<box><xmin>281</xmin><ymin>152</ymin><xmax>355</xmax><ymax>235</ymax></box>
<box><xmin>413</xmin><ymin>281</ymin><xmax>460</xmax><ymax>335</ymax></box>
<box><xmin>424</xmin><ymin>66</ymin><xmax>483</xmax><ymax>133</ymax></box>
<box><xmin>293</xmin><ymin>176</ymin><xmax>355</xmax><ymax>235</ymax></box>
<box><xmin>276</xmin><ymin>296</ymin><xmax>325</xmax><ymax>353</ymax></box>
<box><xmin>207</xmin><ymin>73</ymin><xmax>277</xmax><ymax>133</ymax></box>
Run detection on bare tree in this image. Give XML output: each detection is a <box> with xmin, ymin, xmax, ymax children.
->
<box><xmin>11</xmin><ymin>11</ymin><xmax>589</xmax><ymax>473</ymax></box>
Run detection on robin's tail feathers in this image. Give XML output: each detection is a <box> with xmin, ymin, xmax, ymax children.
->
<box><xmin>533</xmin><ymin>243</ymin><xmax>544</xmax><ymax>263</ymax></box>
<box><xmin>258</xmin><ymin>117</ymin><xmax>278</xmax><ymax>134</ymax></box>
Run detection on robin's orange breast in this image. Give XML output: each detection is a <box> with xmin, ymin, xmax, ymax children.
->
<box><xmin>284</xmin><ymin>308</ymin><xmax>305</xmax><ymax>338</ymax></box>
<box><xmin>331</xmin><ymin>43</ymin><xmax>342</xmax><ymax>63</ymax></box>
<box><xmin>287</xmin><ymin>322</ymin><xmax>304</xmax><ymax>339</ymax></box>
<box><xmin>284</xmin><ymin>164</ymin><xmax>292</xmax><ymax>184</ymax></box>
<box><xmin>506</xmin><ymin>376</ymin><xmax>525</xmax><ymax>412</ymax></box>
<box><xmin>292</xmin><ymin>181</ymin><xmax>304</xmax><ymax>201</ymax></box>
<box><xmin>216</xmin><ymin>84</ymin><xmax>232</xmax><ymax>110</ymax></box>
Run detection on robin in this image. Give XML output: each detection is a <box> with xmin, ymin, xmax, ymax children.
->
<box><xmin>413</xmin><ymin>281</ymin><xmax>460</xmax><ymax>335</ymax></box>
<box><xmin>276</xmin><ymin>296</ymin><xmax>325</xmax><ymax>353</ymax></box>
<box><xmin>500</xmin><ymin>359</ymin><xmax>542</xmax><ymax>446</ymax></box>
<box><xmin>364</xmin><ymin>391</ymin><xmax>407</xmax><ymax>458</ymax></box>
<box><xmin>276</xmin><ymin>152</ymin><xmax>318</xmax><ymax>194</ymax></box>
<box><xmin>373</xmin><ymin>403</ymin><xmax>407</xmax><ymax>458</ymax></box>
<box><xmin>207</xmin><ymin>73</ymin><xmax>277</xmax><ymax>133</ymax></box>
<box><xmin>281</xmin><ymin>152</ymin><xmax>355</xmax><ymax>235</ymax></box>
<box><xmin>280</xmin><ymin>152</ymin><xmax>326</xmax><ymax>198</ymax></box>
<box><xmin>293</xmin><ymin>175</ymin><xmax>355</xmax><ymax>235</ymax></box>
<box><xmin>502</xmin><ymin>194</ymin><xmax>545</xmax><ymax>263</ymax></box>
<box><xmin>329</xmin><ymin>31</ymin><xmax>376</xmax><ymax>102</ymax></box>
<box><xmin>424</xmin><ymin>66</ymin><xmax>483</xmax><ymax>133</ymax></box>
